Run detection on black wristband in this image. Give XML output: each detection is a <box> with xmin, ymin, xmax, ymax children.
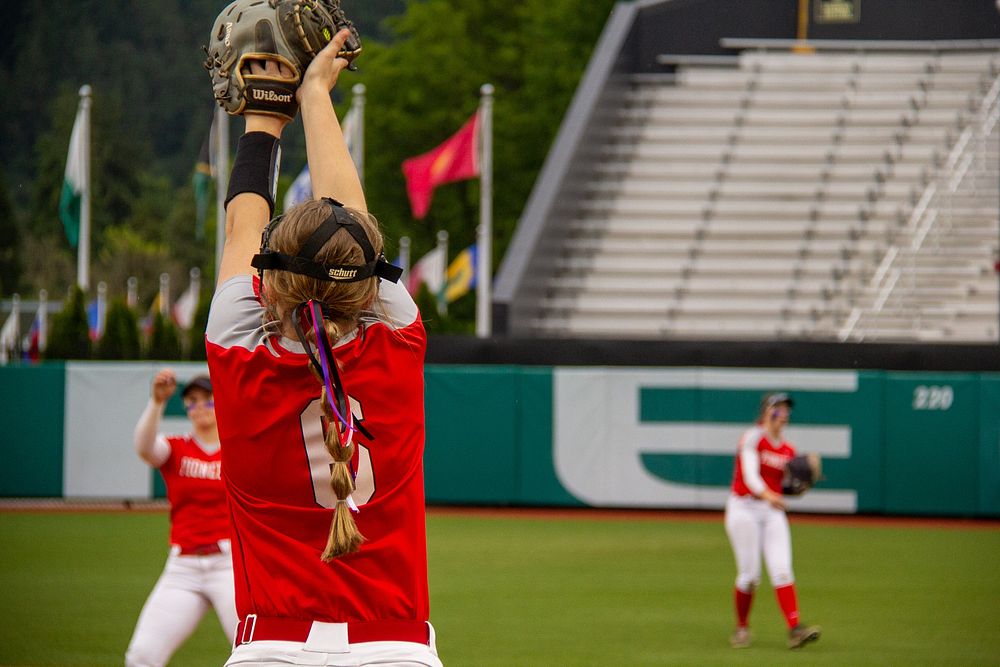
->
<box><xmin>225</xmin><ymin>132</ymin><xmax>282</xmax><ymax>217</ymax></box>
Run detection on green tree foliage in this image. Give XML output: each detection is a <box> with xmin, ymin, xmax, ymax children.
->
<box><xmin>186</xmin><ymin>291</ymin><xmax>212</xmax><ymax>361</ymax></box>
<box><xmin>2</xmin><ymin>0</ymin><xmax>220</xmax><ymax>194</ymax></box>
<box><xmin>4</xmin><ymin>0</ymin><xmax>616</xmax><ymax>333</ymax></box>
<box><xmin>147</xmin><ymin>310</ymin><xmax>183</xmax><ymax>361</ymax></box>
<box><xmin>45</xmin><ymin>285</ymin><xmax>91</xmax><ymax>360</ymax></box>
<box><xmin>29</xmin><ymin>87</ymin><xmax>153</xmax><ymax>280</ymax></box>
<box><xmin>0</xmin><ymin>166</ymin><xmax>21</xmax><ymax>295</ymax></box>
<box><xmin>354</xmin><ymin>0</ymin><xmax>616</xmax><ymax>301</ymax></box>
<box><xmin>95</xmin><ymin>298</ymin><xmax>141</xmax><ymax>360</ymax></box>
<box><xmin>341</xmin><ymin>0</ymin><xmax>406</xmax><ymax>41</ymax></box>
<box><xmin>95</xmin><ymin>226</ymin><xmax>173</xmax><ymax>305</ymax></box>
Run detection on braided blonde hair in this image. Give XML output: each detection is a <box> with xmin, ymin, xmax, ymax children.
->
<box><xmin>262</xmin><ymin>199</ymin><xmax>383</xmax><ymax>560</ymax></box>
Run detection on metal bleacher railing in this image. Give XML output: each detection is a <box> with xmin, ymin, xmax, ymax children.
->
<box><xmin>838</xmin><ymin>68</ymin><xmax>1000</xmax><ymax>341</ymax></box>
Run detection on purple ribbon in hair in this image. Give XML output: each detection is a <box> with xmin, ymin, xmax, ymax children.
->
<box><xmin>307</xmin><ymin>300</ymin><xmax>355</xmax><ymax>444</ymax></box>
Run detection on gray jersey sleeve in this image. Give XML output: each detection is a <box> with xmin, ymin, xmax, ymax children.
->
<box><xmin>373</xmin><ymin>277</ymin><xmax>419</xmax><ymax>330</ymax></box>
<box><xmin>206</xmin><ymin>276</ymin><xmax>271</xmax><ymax>353</ymax></box>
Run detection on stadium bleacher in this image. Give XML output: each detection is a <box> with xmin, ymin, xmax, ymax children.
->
<box><xmin>508</xmin><ymin>45</ymin><xmax>999</xmax><ymax>342</ymax></box>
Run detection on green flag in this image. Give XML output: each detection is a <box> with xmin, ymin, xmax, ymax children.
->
<box><xmin>59</xmin><ymin>104</ymin><xmax>87</xmax><ymax>247</ymax></box>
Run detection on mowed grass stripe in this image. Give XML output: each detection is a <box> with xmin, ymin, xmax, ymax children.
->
<box><xmin>1</xmin><ymin>511</ymin><xmax>997</xmax><ymax>666</ymax></box>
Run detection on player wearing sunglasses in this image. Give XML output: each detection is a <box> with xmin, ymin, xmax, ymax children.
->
<box><xmin>724</xmin><ymin>392</ymin><xmax>821</xmax><ymax>651</ymax></box>
<box><xmin>126</xmin><ymin>370</ymin><xmax>237</xmax><ymax>667</ymax></box>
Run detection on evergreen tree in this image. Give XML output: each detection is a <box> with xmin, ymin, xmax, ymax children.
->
<box><xmin>95</xmin><ymin>298</ymin><xmax>141</xmax><ymax>360</ymax></box>
<box><xmin>146</xmin><ymin>310</ymin><xmax>182</xmax><ymax>361</ymax></box>
<box><xmin>45</xmin><ymin>285</ymin><xmax>91</xmax><ymax>360</ymax></box>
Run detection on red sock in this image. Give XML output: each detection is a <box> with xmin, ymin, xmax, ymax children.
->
<box><xmin>774</xmin><ymin>584</ymin><xmax>800</xmax><ymax>628</ymax></box>
<box><xmin>735</xmin><ymin>588</ymin><xmax>754</xmax><ymax>627</ymax></box>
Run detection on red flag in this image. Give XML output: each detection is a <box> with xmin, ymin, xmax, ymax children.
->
<box><xmin>402</xmin><ymin>112</ymin><xmax>480</xmax><ymax>219</ymax></box>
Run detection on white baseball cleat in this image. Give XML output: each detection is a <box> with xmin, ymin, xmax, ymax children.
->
<box><xmin>730</xmin><ymin>626</ymin><xmax>752</xmax><ymax>648</ymax></box>
<box><xmin>787</xmin><ymin>623</ymin><xmax>821</xmax><ymax>649</ymax></box>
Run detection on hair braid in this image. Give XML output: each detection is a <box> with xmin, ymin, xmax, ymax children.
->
<box><xmin>261</xmin><ymin>199</ymin><xmax>385</xmax><ymax>561</ymax></box>
<box><xmin>312</xmin><ymin>321</ymin><xmax>365</xmax><ymax>561</ymax></box>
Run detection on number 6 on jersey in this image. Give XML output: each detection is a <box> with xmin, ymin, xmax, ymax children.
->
<box><xmin>300</xmin><ymin>397</ymin><xmax>375</xmax><ymax>508</ymax></box>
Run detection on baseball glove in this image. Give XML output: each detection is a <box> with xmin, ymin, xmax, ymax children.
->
<box><xmin>204</xmin><ymin>0</ymin><xmax>362</xmax><ymax>122</ymax></box>
<box><xmin>781</xmin><ymin>453</ymin><xmax>823</xmax><ymax>496</ymax></box>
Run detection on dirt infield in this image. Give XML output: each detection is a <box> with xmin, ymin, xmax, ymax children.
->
<box><xmin>427</xmin><ymin>505</ymin><xmax>1000</xmax><ymax>530</ymax></box>
<box><xmin>2</xmin><ymin>498</ymin><xmax>997</xmax><ymax>529</ymax></box>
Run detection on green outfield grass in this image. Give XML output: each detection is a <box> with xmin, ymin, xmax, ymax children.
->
<box><xmin>0</xmin><ymin>510</ymin><xmax>997</xmax><ymax>666</ymax></box>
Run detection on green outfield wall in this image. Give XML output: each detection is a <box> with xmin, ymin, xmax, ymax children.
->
<box><xmin>1</xmin><ymin>364</ymin><xmax>997</xmax><ymax>517</ymax></box>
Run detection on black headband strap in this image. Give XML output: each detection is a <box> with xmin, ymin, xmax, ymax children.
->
<box><xmin>297</xmin><ymin>206</ymin><xmax>377</xmax><ymax>264</ymax></box>
<box><xmin>250</xmin><ymin>198</ymin><xmax>402</xmax><ymax>283</ymax></box>
<box><xmin>251</xmin><ymin>251</ymin><xmax>402</xmax><ymax>282</ymax></box>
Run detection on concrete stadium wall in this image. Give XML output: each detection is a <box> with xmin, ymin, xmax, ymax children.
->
<box><xmin>1</xmin><ymin>363</ymin><xmax>998</xmax><ymax>517</ymax></box>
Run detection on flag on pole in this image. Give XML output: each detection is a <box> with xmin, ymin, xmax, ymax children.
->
<box><xmin>59</xmin><ymin>101</ymin><xmax>88</xmax><ymax>247</ymax></box>
<box><xmin>22</xmin><ymin>315</ymin><xmax>41</xmax><ymax>362</ymax></box>
<box><xmin>141</xmin><ymin>293</ymin><xmax>161</xmax><ymax>337</ymax></box>
<box><xmin>406</xmin><ymin>245</ymin><xmax>447</xmax><ymax>298</ymax></box>
<box><xmin>0</xmin><ymin>303</ymin><xmax>19</xmax><ymax>365</ymax></box>
<box><xmin>86</xmin><ymin>299</ymin><xmax>105</xmax><ymax>341</ymax></box>
<box><xmin>172</xmin><ymin>280</ymin><xmax>199</xmax><ymax>330</ymax></box>
<box><xmin>444</xmin><ymin>244</ymin><xmax>477</xmax><ymax>303</ymax></box>
<box><xmin>193</xmin><ymin>112</ymin><xmax>218</xmax><ymax>239</ymax></box>
<box><xmin>402</xmin><ymin>111</ymin><xmax>480</xmax><ymax>219</ymax></box>
<box><xmin>24</xmin><ymin>293</ymin><xmax>48</xmax><ymax>361</ymax></box>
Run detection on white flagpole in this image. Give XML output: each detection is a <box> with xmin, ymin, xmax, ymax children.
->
<box><xmin>190</xmin><ymin>267</ymin><xmax>202</xmax><ymax>302</ymax></box>
<box><xmin>1</xmin><ymin>293</ymin><xmax>20</xmax><ymax>365</ymax></box>
<box><xmin>126</xmin><ymin>277</ymin><xmax>138</xmax><ymax>309</ymax></box>
<box><xmin>436</xmin><ymin>230</ymin><xmax>449</xmax><ymax>316</ymax></box>
<box><xmin>38</xmin><ymin>289</ymin><xmax>48</xmax><ymax>353</ymax></box>
<box><xmin>399</xmin><ymin>236</ymin><xmax>411</xmax><ymax>284</ymax></box>
<box><xmin>351</xmin><ymin>83</ymin><xmax>366</xmax><ymax>185</ymax></box>
<box><xmin>214</xmin><ymin>106</ymin><xmax>230</xmax><ymax>278</ymax></box>
<box><xmin>96</xmin><ymin>281</ymin><xmax>107</xmax><ymax>339</ymax></box>
<box><xmin>476</xmin><ymin>84</ymin><xmax>494</xmax><ymax>338</ymax></box>
<box><xmin>77</xmin><ymin>85</ymin><xmax>93</xmax><ymax>291</ymax></box>
<box><xmin>159</xmin><ymin>273</ymin><xmax>170</xmax><ymax>317</ymax></box>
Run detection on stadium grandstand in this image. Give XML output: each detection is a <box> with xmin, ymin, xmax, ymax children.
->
<box><xmin>494</xmin><ymin>0</ymin><xmax>1000</xmax><ymax>344</ymax></box>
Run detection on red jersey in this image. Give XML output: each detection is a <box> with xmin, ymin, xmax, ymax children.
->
<box><xmin>158</xmin><ymin>434</ymin><xmax>229</xmax><ymax>550</ymax></box>
<box><xmin>730</xmin><ymin>425</ymin><xmax>796</xmax><ymax>497</ymax></box>
<box><xmin>206</xmin><ymin>275</ymin><xmax>428</xmax><ymax>624</ymax></box>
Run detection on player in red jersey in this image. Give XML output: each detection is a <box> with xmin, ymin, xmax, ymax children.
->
<box><xmin>724</xmin><ymin>392</ymin><xmax>821</xmax><ymax>650</ymax></box>
<box><xmin>205</xmin><ymin>30</ymin><xmax>442</xmax><ymax>666</ymax></box>
<box><xmin>125</xmin><ymin>370</ymin><xmax>237</xmax><ymax>667</ymax></box>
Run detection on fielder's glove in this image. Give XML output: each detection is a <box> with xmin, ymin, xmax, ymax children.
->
<box><xmin>781</xmin><ymin>453</ymin><xmax>823</xmax><ymax>496</ymax></box>
<box><xmin>204</xmin><ymin>0</ymin><xmax>362</xmax><ymax>122</ymax></box>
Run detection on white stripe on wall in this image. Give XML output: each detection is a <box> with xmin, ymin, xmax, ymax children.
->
<box><xmin>63</xmin><ymin>362</ymin><xmax>209</xmax><ymax>498</ymax></box>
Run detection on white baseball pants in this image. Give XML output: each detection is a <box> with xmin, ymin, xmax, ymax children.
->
<box><xmin>125</xmin><ymin>545</ymin><xmax>238</xmax><ymax>667</ymax></box>
<box><xmin>224</xmin><ymin>622</ymin><xmax>443</xmax><ymax>667</ymax></box>
<box><xmin>724</xmin><ymin>494</ymin><xmax>795</xmax><ymax>592</ymax></box>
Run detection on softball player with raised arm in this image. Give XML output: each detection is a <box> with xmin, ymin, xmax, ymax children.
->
<box><xmin>205</xmin><ymin>31</ymin><xmax>442</xmax><ymax>667</ymax></box>
<box><xmin>724</xmin><ymin>392</ymin><xmax>821</xmax><ymax>650</ymax></box>
<box><xmin>125</xmin><ymin>370</ymin><xmax>237</xmax><ymax>667</ymax></box>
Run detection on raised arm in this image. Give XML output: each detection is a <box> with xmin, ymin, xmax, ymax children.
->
<box><xmin>135</xmin><ymin>369</ymin><xmax>175</xmax><ymax>467</ymax></box>
<box><xmin>216</xmin><ymin>113</ymin><xmax>287</xmax><ymax>288</ymax></box>
<box><xmin>298</xmin><ymin>30</ymin><xmax>366</xmax><ymax>213</ymax></box>
<box><xmin>216</xmin><ymin>29</ymin><xmax>362</xmax><ymax>288</ymax></box>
